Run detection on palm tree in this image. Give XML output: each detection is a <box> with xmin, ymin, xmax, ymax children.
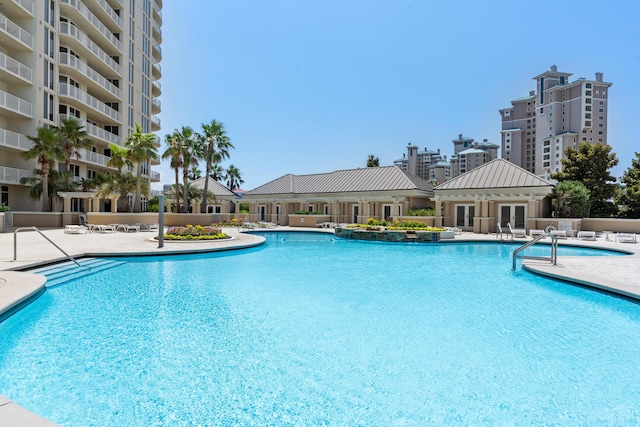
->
<box><xmin>210</xmin><ymin>164</ymin><xmax>224</xmax><ymax>181</ymax></box>
<box><xmin>175</xmin><ymin>126</ymin><xmax>201</xmax><ymax>213</ymax></box>
<box><xmin>188</xmin><ymin>165</ymin><xmax>202</xmax><ymax>181</ymax></box>
<box><xmin>56</xmin><ymin>116</ymin><xmax>93</xmax><ymax>183</ymax></box>
<box><xmin>106</xmin><ymin>143</ymin><xmax>132</xmax><ymax>173</ymax></box>
<box><xmin>162</xmin><ymin>130</ymin><xmax>184</xmax><ymax>211</ymax></box>
<box><xmin>225</xmin><ymin>165</ymin><xmax>244</xmax><ymax>191</ymax></box>
<box><xmin>198</xmin><ymin>120</ymin><xmax>233</xmax><ymax>212</ymax></box>
<box><xmin>20</xmin><ymin>127</ymin><xmax>65</xmax><ymax>211</ymax></box>
<box><xmin>20</xmin><ymin>169</ymin><xmax>77</xmax><ymax>212</ymax></box>
<box><xmin>96</xmin><ymin>172</ymin><xmax>139</xmax><ymax>212</ymax></box>
<box><xmin>125</xmin><ymin>123</ymin><xmax>159</xmax><ymax>212</ymax></box>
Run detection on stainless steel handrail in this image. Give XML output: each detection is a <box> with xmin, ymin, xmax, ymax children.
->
<box><xmin>512</xmin><ymin>224</ymin><xmax>558</xmax><ymax>270</ymax></box>
<box><xmin>14</xmin><ymin>226</ymin><xmax>83</xmax><ymax>268</ymax></box>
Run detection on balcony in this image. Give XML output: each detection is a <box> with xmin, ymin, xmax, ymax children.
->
<box><xmin>151</xmin><ymin>61</ymin><xmax>161</xmax><ymax>79</ymax></box>
<box><xmin>0</xmin><ymin>51</ymin><xmax>32</xmax><ymax>84</ymax></box>
<box><xmin>59</xmin><ymin>114</ymin><xmax>121</xmax><ymax>146</ymax></box>
<box><xmin>152</xmin><ymin>20</ymin><xmax>162</xmax><ymax>43</ymax></box>
<box><xmin>0</xmin><ymin>12</ymin><xmax>33</xmax><ymax>50</ymax></box>
<box><xmin>150</xmin><ymin>170</ymin><xmax>161</xmax><ymax>182</ymax></box>
<box><xmin>58</xmin><ymin>52</ymin><xmax>121</xmax><ymax>98</ymax></box>
<box><xmin>59</xmin><ymin>0</ymin><xmax>122</xmax><ymax>54</ymax></box>
<box><xmin>0</xmin><ymin>127</ymin><xmax>30</xmax><ymax>152</ymax></box>
<box><xmin>58</xmin><ymin>83</ymin><xmax>121</xmax><ymax>122</ymax></box>
<box><xmin>151</xmin><ymin>97</ymin><xmax>160</xmax><ymax>114</ymax></box>
<box><xmin>92</xmin><ymin>0</ymin><xmax>123</xmax><ymax>29</ymax></box>
<box><xmin>59</xmin><ymin>22</ymin><xmax>122</xmax><ymax>77</ymax></box>
<box><xmin>1</xmin><ymin>0</ymin><xmax>33</xmax><ymax>18</ymax></box>
<box><xmin>151</xmin><ymin>115</ymin><xmax>161</xmax><ymax>131</ymax></box>
<box><xmin>152</xmin><ymin>39</ymin><xmax>162</xmax><ymax>61</ymax></box>
<box><xmin>0</xmin><ymin>165</ymin><xmax>32</xmax><ymax>185</ymax></box>
<box><xmin>151</xmin><ymin>79</ymin><xmax>161</xmax><ymax>96</ymax></box>
<box><xmin>76</xmin><ymin>147</ymin><xmax>113</xmax><ymax>169</ymax></box>
<box><xmin>0</xmin><ymin>88</ymin><xmax>32</xmax><ymax>118</ymax></box>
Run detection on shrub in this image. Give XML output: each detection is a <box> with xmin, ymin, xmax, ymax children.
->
<box><xmin>164</xmin><ymin>224</ymin><xmax>229</xmax><ymax>240</ymax></box>
<box><xmin>0</xmin><ymin>203</ymin><xmax>9</xmax><ymax>212</ymax></box>
<box><xmin>407</xmin><ymin>207</ymin><xmax>435</xmax><ymax>216</ymax></box>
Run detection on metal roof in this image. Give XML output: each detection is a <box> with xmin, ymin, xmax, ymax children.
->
<box><xmin>247</xmin><ymin>166</ymin><xmax>434</xmax><ymax>195</ymax></box>
<box><xmin>434</xmin><ymin>158</ymin><xmax>553</xmax><ymax>190</ymax></box>
<box><xmin>188</xmin><ymin>177</ymin><xmax>237</xmax><ymax>197</ymax></box>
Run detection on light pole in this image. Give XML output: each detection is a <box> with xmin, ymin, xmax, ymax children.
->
<box><xmin>158</xmin><ymin>193</ymin><xmax>164</xmax><ymax>248</ymax></box>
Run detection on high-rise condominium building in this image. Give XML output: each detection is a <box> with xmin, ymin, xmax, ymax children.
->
<box><xmin>0</xmin><ymin>0</ymin><xmax>162</xmax><ymax>212</ymax></box>
<box><xmin>499</xmin><ymin>65</ymin><xmax>611</xmax><ymax>180</ymax></box>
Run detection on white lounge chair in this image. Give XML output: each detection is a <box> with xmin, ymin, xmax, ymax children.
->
<box><xmin>550</xmin><ymin>229</ymin><xmax>567</xmax><ymax>239</ymax></box>
<box><xmin>64</xmin><ymin>224</ymin><xmax>87</xmax><ymax>234</ymax></box>
<box><xmin>577</xmin><ymin>230</ymin><xmax>596</xmax><ymax>241</ymax></box>
<box><xmin>617</xmin><ymin>233</ymin><xmax>637</xmax><ymax>243</ymax></box>
<box><xmin>116</xmin><ymin>224</ymin><xmax>140</xmax><ymax>232</ymax></box>
<box><xmin>508</xmin><ymin>223</ymin><xmax>527</xmax><ymax>238</ymax></box>
<box><xmin>530</xmin><ymin>229</ymin><xmax>545</xmax><ymax>238</ymax></box>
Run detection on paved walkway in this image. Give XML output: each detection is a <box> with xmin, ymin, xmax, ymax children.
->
<box><xmin>0</xmin><ymin>227</ymin><xmax>638</xmax><ymax>426</ymax></box>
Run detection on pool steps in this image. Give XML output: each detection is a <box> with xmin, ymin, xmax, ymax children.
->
<box><xmin>29</xmin><ymin>258</ymin><xmax>126</xmax><ymax>287</ymax></box>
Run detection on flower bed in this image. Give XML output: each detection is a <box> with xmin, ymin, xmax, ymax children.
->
<box><xmin>164</xmin><ymin>224</ymin><xmax>230</xmax><ymax>241</ymax></box>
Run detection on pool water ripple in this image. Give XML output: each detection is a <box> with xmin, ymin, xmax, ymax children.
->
<box><xmin>0</xmin><ymin>233</ymin><xmax>639</xmax><ymax>426</ymax></box>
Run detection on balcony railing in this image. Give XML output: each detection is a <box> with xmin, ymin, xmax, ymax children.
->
<box><xmin>151</xmin><ymin>115</ymin><xmax>161</xmax><ymax>128</ymax></box>
<box><xmin>0</xmin><ymin>51</ymin><xmax>32</xmax><ymax>83</ymax></box>
<box><xmin>150</xmin><ymin>170</ymin><xmax>161</xmax><ymax>182</ymax></box>
<box><xmin>0</xmin><ymin>12</ymin><xmax>33</xmax><ymax>48</ymax></box>
<box><xmin>59</xmin><ymin>22</ymin><xmax>122</xmax><ymax>75</ymax></box>
<box><xmin>60</xmin><ymin>0</ymin><xmax>122</xmax><ymax>52</ymax></box>
<box><xmin>14</xmin><ymin>0</ymin><xmax>34</xmax><ymax>15</ymax></box>
<box><xmin>96</xmin><ymin>0</ymin><xmax>123</xmax><ymax>28</ymax></box>
<box><xmin>59</xmin><ymin>114</ymin><xmax>121</xmax><ymax>145</ymax></box>
<box><xmin>0</xmin><ymin>89</ymin><xmax>32</xmax><ymax>117</ymax></box>
<box><xmin>58</xmin><ymin>83</ymin><xmax>121</xmax><ymax>121</ymax></box>
<box><xmin>76</xmin><ymin>147</ymin><xmax>112</xmax><ymax>168</ymax></box>
<box><xmin>59</xmin><ymin>53</ymin><xmax>121</xmax><ymax>97</ymax></box>
<box><xmin>0</xmin><ymin>127</ymin><xmax>30</xmax><ymax>151</ymax></box>
<box><xmin>0</xmin><ymin>165</ymin><xmax>32</xmax><ymax>185</ymax></box>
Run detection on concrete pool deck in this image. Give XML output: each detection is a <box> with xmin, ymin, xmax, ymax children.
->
<box><xmin>0</xmin><ymin>226</ymin><xmax>638</xmax><ymax>426</ymax></box>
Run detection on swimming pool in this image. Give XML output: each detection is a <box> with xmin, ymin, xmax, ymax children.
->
<box><xmin>1</xmin><ymin>232</ymin><xmax>639</xmax><ymax>426</ymax></box>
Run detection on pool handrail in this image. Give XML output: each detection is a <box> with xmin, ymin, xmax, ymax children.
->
<box><xmin>14</xmin><ymin>226</ymin><xmax>83</xmax><ymax>268</ymax></box>
<box><xmin>512</xmin><ymin>224</ymin><xmax>558</xmax><ymax>270</ymax></box>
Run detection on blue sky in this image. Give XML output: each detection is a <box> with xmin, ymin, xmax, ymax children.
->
<box><xmin>156</xmin><ymin>0</ymin><xmax>640</xmax><ymax>191</ymax></box>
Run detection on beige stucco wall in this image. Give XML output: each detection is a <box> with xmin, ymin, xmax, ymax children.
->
<box><xmin>11</xmin><ymin>212</ymin><xmax>63</xmax><ymax>228</ymax></box>
<box><xmin>288</xmin><ymin>215</ymin><xmax>330</xmax><ymax>228</ymax></box>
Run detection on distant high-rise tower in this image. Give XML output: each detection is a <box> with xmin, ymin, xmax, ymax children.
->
<box><xmin>0</xmin><ymin>0</ymin><xmax>162</xmax><ymax>211</ymax></box>
<box><xmin>499</xmin><ymin>65</ymin><xmax>611</xmax><ymax>179</ymax></box>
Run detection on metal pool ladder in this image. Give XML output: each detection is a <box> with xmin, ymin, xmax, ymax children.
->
<box><xmin>14</xmin><ymin>226</ymin><xmax>83</xmax><ymax>268</ymax></box>
<box><xmin>512</xmin><ymin>224</ymin><xmax>558</xmax><ymax>270</ymax></box>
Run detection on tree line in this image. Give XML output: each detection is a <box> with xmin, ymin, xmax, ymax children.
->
<box><xmin>20</xmin><ymin>117</ymin><xmax>241</xmax><ymax>213</ymax></box>
<box><xmin>161</xmin><ymin>119</ymin><xmax>242</xmax><ymax>213</ymax></box>
<box><xmin>550</xmin><ymin>142</ymin><xmax>640</xmax><ymax>218</ymax></box>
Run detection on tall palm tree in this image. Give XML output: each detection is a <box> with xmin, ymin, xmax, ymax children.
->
<box><xmin>125</xmin><ymin>123</ymin><xmax>159</xmax><ymax>212</ymax></box>
<box><xmin>175</xmin><ymin>126</ymin><xmax>201</xmax><ymax>213</ymax></box>
<box><xmin>56</xmin><ymin>116</ymin><xmax>93</xmax><ymax>183</ymax></box>
<box><xmin>20</xmin><ymin>127</ymin><xmax>65</xmax><ymax>212</ymax></box>
<box><xmin>225</xmin><ymin>165</ymin><xmax>244</xmax><ymax>192</ymax></box>
<box><xmin>198</xmin><ymin>120</ymin><xmax>233</xmax><ymax>212</ymax></box>
<box><xmin>162</xmin><ymin>130</ymin><xmax>184</xmax><ymax>211</ymax></box>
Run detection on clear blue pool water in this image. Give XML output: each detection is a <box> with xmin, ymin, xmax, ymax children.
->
<box><xmin>1</xmin><ymin>232</ymin><xmax>639</xmax><ymax>426</ymax></box>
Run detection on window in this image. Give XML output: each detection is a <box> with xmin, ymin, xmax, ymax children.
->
<box><xmin>43</xmin><ymin>60</ymin><xmax>54</xmax><ymax>90</ymax></box>
<box><xmin>44</xmin><ymin>28</ymin><xmax>54</xmax><ymax>57</ymax></box>
<box><xmin>43</xmin><ymin>92</ymin><xmax>54</xmax><ymax>121</ymax></box>
<box><xmin>1</xmin><ymin>185</ymin><xmax>8</xmax><ymax>205</ymax></box>
<box><xmin>44</xmin><ymin>0</ymin><xmax>55</xmax><ymax>25</ymax></box>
